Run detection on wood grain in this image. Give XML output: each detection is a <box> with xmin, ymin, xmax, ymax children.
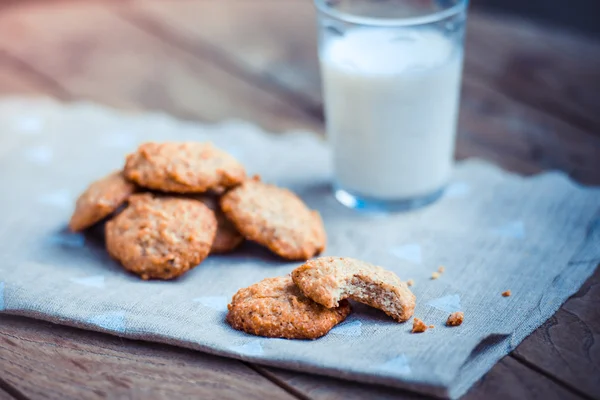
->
<box><xmin>126</xmin><ymin>0</ymin><xmax>600</xmax><ymax>184</ymax></box>
<box><xmin>465</xmin><ymin>12</ymin><xmax>600</xmax><ymax>134</ymax></box>
<box><xmin>255</xmin><ymin>356</ymin><xmax>583</xmax><ymax>400</ymax></box>
<box><xmin>0</xmin><ymin>314</ymin><xmax>298</xmax><ymax>400</ymax></box>
<box><xmin>465</xmin><ymin>357</ymin><xmax>581</xmax><ymax>400</ymax></box>
<box><xmin>0</xmin><ymin>1</ymin><xmax>321</xmax><ymax>134</ymax></box>
<box><xmin>513</xmin><ymin>267</ymin><xmax>600</xmax><ymax>400</ymax></box>
<box><xmin>254</xmin><ymin>367</ymin><xmax>422</xmax><ymax>400</ymax></box>
<box><xmin>0</xmin><ymin>52</ymin><xmax>54</xmax><ymax>95</ymax></box>
<box><xmin>0</xmin><ymin>388</ymin><xmax>15</xmax><ymax>400</ymax></box>
<box><xmin>125</xmin><ymin>0</ymin><xmax>322</xmax><ymax>109</ymax></box>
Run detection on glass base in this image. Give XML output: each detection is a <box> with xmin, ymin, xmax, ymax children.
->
<box><xmin>334</xmin><ymin>185</ymin><xmax>444</xmax><ymax>213</ymax></box>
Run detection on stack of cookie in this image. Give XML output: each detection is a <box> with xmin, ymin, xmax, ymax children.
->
<box><xmin>227</xmin><ymin>257</ymin><xmax>416</xmax><ymax>339</ymax></box>
<box><xmin>69</xmin><ymin>142</ymin><xmax>326</xmax><ymax>280</ymax></box>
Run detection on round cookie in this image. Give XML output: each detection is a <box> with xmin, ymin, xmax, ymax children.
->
<box><xmin>292</xmin><ymin>257</ymin><xmax>416</xmax><ymax>322</ymax></box>
<box><xmin>226</xmin><ymin>275</ymin><xmax>351</xmax><ymax>339</ymax></box>
<box><xmin>220</xmin><ymin>179</ymin><xmax>326</xmax><ymax>260</ymax></box>
<box><xmin>69</xmin><ymin>171</ymin><xmax>137</xmax><ymax>232</ymax></box>
<box><xmin>124</xmin><ymin>142</ymin><xmax>246</xmax><ymax>193</ymax></box>
<box><xmin>195</xmin><ymin>195</ymin><xmax>244</xmax><ymax>253</ymax></box>
<box><xmin>105</xmin><ymin>193</ymin><xmax>217</xmax><ymax>280</ymax></box>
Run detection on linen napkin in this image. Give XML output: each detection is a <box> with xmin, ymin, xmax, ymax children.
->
<box><xmin>0</xmin><ymin>98</ymin><xmax>598</xmax><ymax>399</ymax></box>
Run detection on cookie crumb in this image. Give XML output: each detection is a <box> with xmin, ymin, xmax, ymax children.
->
<box><xmin>429</xmin><ymin>325</ymin><xmax>435</xmax><ymax>329</ymax></box>
<box><xmin>431</xmin><ymin>272</ymin><xmax>440</xmax><ymax>280</ymax></box>
<box><xmin>412</xmin><ymin>318</ymin><xmax>428</xmax><ymax>333</ymax></box>
<box><xmin>446</xmin><ymin>311</ymin><xmax>464</xmax><ymax>327</ymax></box>
<box><xmin>407</xmin><ymin>279</ymin><xmax>414</xmax><ymax>287</ymax></box>
<box><xmin>438</xmin><ymin>266</ymin><xmax>445</xmax><ymax>273</ymax></box>
<box><xmin>502</xmin><ymin>290</ymin><xmax>511</xmax><ymax>297</ymax></box>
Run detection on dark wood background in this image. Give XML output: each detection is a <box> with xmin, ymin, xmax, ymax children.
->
<box><xmin>477</xmin><ymin>0</ymin><xmax>600</xmax><ymax>37</ymax></box>
<box><xmin>0</xmin><ymin>1</ymin><xmax>598</xmax><ymax>399</ymax></box>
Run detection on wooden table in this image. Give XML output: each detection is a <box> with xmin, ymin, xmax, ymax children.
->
<box><xmin>0</xmin><ymin>1</ymin><xmax>599</xmax><ymax>399</ymax></box>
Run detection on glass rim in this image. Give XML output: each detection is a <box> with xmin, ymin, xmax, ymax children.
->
<box><xmin>314</xmin><ymin>0</ymin><xmax>468</xmax><ymax>27</ymax></box>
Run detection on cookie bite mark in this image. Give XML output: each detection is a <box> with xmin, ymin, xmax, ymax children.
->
<box><xmin>105</xmin><ymin>193</ymin><xmax>217</xmax><ymax>280</ymax></box>
<box><xmin>292</xmin><ymin>257</ymin><xmax>415</xmax><ymax>322</ymax></box>
<box><xmin>220</xmin><ymin>179</ymin><xmax>326</xmax><ymax>260</ymax></box>
<box><xmin>69</xmin><ymin>170</ymin><xmax>137</xmax><ymax>232</ymax></box>
<box><xmin>124</xmin><ymin>142</ymin><xmax>246</xmax><ymax>193</ymax></box>
<box><xmin>226</xmin><ymin>275</ymin><xmax>351</xmax><ymax>339</ymax></box>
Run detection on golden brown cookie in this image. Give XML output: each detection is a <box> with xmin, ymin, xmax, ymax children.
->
<box><xmin>105</xmin><ymin>193</ymin><xmax>217</xmax><ymax>280</ymax></box>
<box><xmin>124</xmin><ymin>142</ymin><xmax>246</xmax><ymax>193</ymax></box>
<box><xmin>226</xmin><ymin>275</ymin><xmax>351</xmax><ymax>339</ymax></box>
<box><xmin>195</xmin><ymin>195</ymin><xmax>244</xmax><ymax>253</ymax></box>
<box><xmin>220</xmin><ymin>179</ymin><xmax>326</xmax><ymax>260</ymax></box>
<box><xmin>292</xmin><ymin>257</ymin><xmax>416</xmax><ymax>322</ymax></box>
<box><xmin>69</xmin><ymin>171</ymin><xmax>137</xmax><ymax>232</ymax></box>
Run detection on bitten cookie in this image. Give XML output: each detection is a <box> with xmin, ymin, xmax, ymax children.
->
<box><xmin>105</xmin><ymin>193</ymin><xmax>217</xmax><ymax>280</ymax></box>
<box><xmin>292</xmin><ymin>257</ymin><xmax>416</xmax><ymax>322</ymax></box>
<box><xmin>124</xmin><ymin>142</ymin><xmax>246</xmax><ymax>193</ymax></box>
<box><xmin>227</xmin><ymin>275</ymin><xmax>351</xmax><ymax>339</ymax></box>
<box><xmin>69</xmin><ymin>171</ymin><xmax>137</xmax><ymax>232</ymax></box>
<box><xmin>220</xmin><ymin>179</ymin><xmax>326</xmax><ymax>260</ymax></box>
<box><xmin>195</xmin><ymin>195</ymin><xmax>244</xmax><ymax>253</ymax></box>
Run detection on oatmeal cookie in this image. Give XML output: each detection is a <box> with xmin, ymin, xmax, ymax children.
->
<box><xmin>105</xmin><ymin>193</ymin><xmax>217</xmax><ymax>280</ymax></box>
<box><xmin>195</xmin><ymin>195</ymin><xmax>244</xmax><ymax>253</ymax></box>
<box><xmin>292</xmin><ymin>257</ymin><xmax>415</xmax><ymax>322</ymax></box>
<box><xmin>220</xmin><ymin>178</ymin><xmax>326</xmax><ymax>260</ymax></box>
<box><xmin>227</xmin><ymin>275</ymin><xmax>351</xmax><ymax>339</ymax></box>
<box><xmin>69</xmin><ymin>171</ymin><xmax>136</xmax><ymax>232</ymax></box>
<box><xmin>124</xmin><ymin>142</ymin><xmax>246</xmax><ymax>193</ymax></box>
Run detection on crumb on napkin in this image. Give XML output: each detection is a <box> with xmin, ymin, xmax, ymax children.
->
<box><xmin>446</xmin><ymin>312</ymin><xmax>464</xmax><ymax>327</ymax></box>
<box><xmin>412</xmin><ymin>318</ymin><xmax>428</xmax><ymax>333</ymax></box>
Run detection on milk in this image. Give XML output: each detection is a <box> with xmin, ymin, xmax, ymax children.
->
<box><xmin>320</xmin><ymin>28</ymin><xmax>463</xmax><ymax>200</ymax></box>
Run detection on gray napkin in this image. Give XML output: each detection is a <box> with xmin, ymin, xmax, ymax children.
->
<box><xmin>0</xmin><ymin>98</ymin><xmax>598</xmax><ymax>399</ymax></box>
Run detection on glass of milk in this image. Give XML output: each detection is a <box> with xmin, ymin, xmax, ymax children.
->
<box><xmin>316</xmin><ymin>0</ymin><xmax>468</xmax><ymax>212</ymax></box>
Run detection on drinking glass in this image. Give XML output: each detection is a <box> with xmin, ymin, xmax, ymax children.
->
<box><xmin>315</xmin><ymin>0</ymin><xmax>468</xmax><ymax>212</ymax></box>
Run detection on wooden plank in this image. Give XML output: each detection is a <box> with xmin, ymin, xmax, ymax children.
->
<box><xmin>465</xmin><ymin>357</ymin><xmax>582</xmax><ymax>400</ymax></box>
<box><xmin>254</xmin><ymin>356</ymin><xmax>583</xmax><ymax>400</ymax></box>
<box><xmin>0</xmin><ymin>388</ymin><xmax>15</xmax><ymax>400</ymax></box>
<box><xmin>124</xmin><ymin>0</ymin><xmax>322</xmax><ymax>109</ymax></box>
<box><xmin>126</xmin><ymin>0</ymin><xmax>600</xmax><ymax>184</ymax></box>
<box><xmin>0</xmin><ymin>54</ymin><xmax>45</xmax><ymax>95</ymax></box>
<box><xmin>513</xmin><ymin>267</ymin><xmax>600</xmax><ymax>400</ymax></box>
<box><xmin>254</xmin><ymin>368</ymin><xmax>420</xmax><ymax>400</ymax></box>
<box><xmin>0</xmin><ymin>0</ymin><xmax>321</xmax><ymax>134</ymax></box>
<box><xmin>0</xmin><ymin>314</ymin><xmax>298</xmax><ymax>400</ymax></box>
<box><xmin>465</xmin><ymin>12</ymin><xmax>600</xmax><ymax>134</ymax></box>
